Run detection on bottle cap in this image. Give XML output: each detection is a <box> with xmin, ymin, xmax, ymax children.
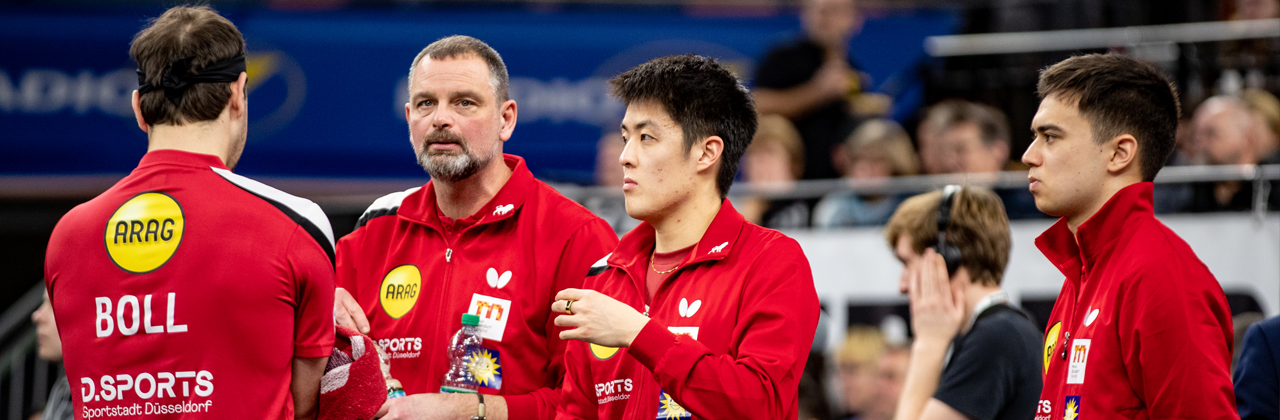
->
<box><xmin>462</xmin><ymin>313</ymin><xmax>480</xmax><ymax>326</ymax></box>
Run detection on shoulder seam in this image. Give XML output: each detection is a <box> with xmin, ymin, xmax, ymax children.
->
<box><xmin>210</xmin><ymin>168</ymin><xmax>335</xmax><ymax>263</ymax></box>
<box><xmin>355</xmin><ymin>187</ymin><xmax>421</xmax><ymax>229</ymax></box>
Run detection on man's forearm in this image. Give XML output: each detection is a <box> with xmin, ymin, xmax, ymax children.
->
<box><xmin>753</xmin><ymin>83</ymin><xmax>834</xmax><ymax>119</ymax></box>
<box><xmin>894</xmin><ymin>339</ymin><xmax>950</xmax><ymax>420</ymax></box>
<box><xmin>291</xmin><ymin>357</ymin><xmax>328</xmax><ymax>420</ymax></box>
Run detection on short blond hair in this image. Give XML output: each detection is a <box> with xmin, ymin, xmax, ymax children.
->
<box><xmin>838</xmin><ymin>325</ymin><xmax>886</xmax><ymax>366</ymax></box>
<box><xmin>844</xmin><ymin>119</ymin><xmax>919</xmax><ymax>176</ymax></box>
<box><xmin>883</xmin><ymin>186</ymin><xmax>1010</xmax><ymax>286</ymax></box>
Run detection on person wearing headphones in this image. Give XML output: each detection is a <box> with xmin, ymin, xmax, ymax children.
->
<box><xmin>885</xmin><ymin>186</ymin><xmax>1043</xmax><ymax>420</ymax></box>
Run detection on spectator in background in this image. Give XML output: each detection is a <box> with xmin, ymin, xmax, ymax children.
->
<box><xmin>916</xmin><ymin>100</ymin><xmax>1010</xmax><ymax>175</ymax></box>
<box><xmin>1234</xmin><ymin>315</ymin><xmax>1280</xmax><ymax>420</ymax></box>
<box><xmin>867</xmin><ymin>346</ymin><xmax>911</xmax><ymax>420</ymax></box>
<box><xmin>1186</xmin><ymin>95</ymin><xmax>1280</xmax><ymax>212</ymax></box>
<box><xmin>30</xmin><ymin>289</ymin><xmax>71</xmax><ymax>420</ymax></box>
<box><xmin>740</xmin><ymin>114</ymin><xmax>811</xmax><ymax>229</ymax></box>
<box><xmin>916</xmin><ymin>100</ymin><xmax>1042</xmax><ymax>219</ymax></box>
<box><xmin>1240</xmin><ymin>88</ymin><xmax>1280</xmax><ymax>162</ymax></box>
<box><xmin>886</xmin><ymin>186</ymin><xmax>1042</xmax><ymax>420</ymax></box>
<box><xmin>836</xmin><ymin>326</ymin><xmax>888</xmax><ymax>420</ymax></box>
<box><xmin>754</xmin><ymin>0</ymin><xmax>864</xmax><ymax>180</ymax></box>
<box><xmin>583</xmin><ymin>130</ymin><xmax>641</xmax><ymax>235</ymax></box>
<box><xmin>813</xmin><ymin>119</ymin><xmax>918</xmax><ymax>227</ymax></box>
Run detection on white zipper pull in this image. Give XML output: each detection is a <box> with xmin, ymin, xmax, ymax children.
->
<box><xmin>446</xmin><ymin>248</ymin><xmax>452</xmax><ymax>262</ymax></box>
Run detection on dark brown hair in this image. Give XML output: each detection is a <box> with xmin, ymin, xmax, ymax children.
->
<box><xmin>609</xmin><ymin>54</ymin><xmax>757</xmax><ymax>198</ymax></box>
<box><xmin>410</xmin><ymin>35</ymin><xmax>510</xmax><ymax>102</ymax></box>
<box><xmin>1038</xmin><ymin>54</ymin><xmax>1181</xmax><ymax>182</ymax></box>
<box><xmin>884</xmin><ymin>186</ymin><xmax>1010</xmax><ymax>287</ymax></box>
<box><xmin>130</xmin><ymin>5</ymin><xmax>246</xmax><ymax>126</ymax></box>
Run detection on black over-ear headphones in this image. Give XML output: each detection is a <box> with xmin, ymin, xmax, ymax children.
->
<box><xmin>935</xmin><ymin>185</ymin><xmax>963</xmax><ymax>276</ymax></box>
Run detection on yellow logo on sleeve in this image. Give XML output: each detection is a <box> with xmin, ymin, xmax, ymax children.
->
<box><xmin>380</xmin><ymin>265</ymin><xmax>421</xmax><ymax>319</ymax></box>
<box><xmin>104</xmin><ymin>192</ymin><xmax>185</xmax><ymax>274</ymax></box>
<box><xmin>1044</xmin><ymin>321</ymin><xmax>1061</xmax><ymax>375</ymax></box>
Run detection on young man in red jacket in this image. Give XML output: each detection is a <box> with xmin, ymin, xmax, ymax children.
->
<box><xmin>331</xmin><ymin>36</ymin><xmax>618</xmax><ymax>420</ymax></box>
<box><xmin>550</xmin><ymin>54</ymin><xmax>820</xmax><ymax>420</ymax></box>
<box><xmin>1025</xmin><ymin>54</ymin><xmax>1237</xmax><ymax>419</ymax></box>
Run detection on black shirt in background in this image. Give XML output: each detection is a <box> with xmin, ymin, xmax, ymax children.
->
<box><xmin>755</xmin><ymin>38</ymin><xmax>860</xmax><ymax>180</ymax></box>
<box><xmin>933</xmin><ymin>306</ymin><xmax>1044</xmax><ymax>420</ymax></box>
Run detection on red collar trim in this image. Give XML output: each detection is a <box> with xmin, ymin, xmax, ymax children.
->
<box><xmin>609</xmin><ymin>199</ymin><xmax>746</xmax><ymax>271</ymax></box>
<box><xmin>1035</xmin><ymin>182</ymin><xmax>1155</xmax><ymax>279</ymax></box>
<box><xmin>399</xmin><ymin>154</ymin><xmax>534</xmax><ymax>230</ymax></box>
<box><xmin>136</xmin><ymin>149</ymin><xmax>229</xmax><ymax>171</ymax></box>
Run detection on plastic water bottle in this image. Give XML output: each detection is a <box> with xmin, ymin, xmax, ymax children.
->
<box><xmin>440</xmin><ymin>313</ymin><xmax>482</xmax><ymax>393</ymax></box>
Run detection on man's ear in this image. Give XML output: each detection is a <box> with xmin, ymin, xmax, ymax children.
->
<box><xmin>498</xmin><ymin>99</ymin><xmax>518</xmax><ymax>142</ymax></box>
<box><xmin>1107</xmin><ymin>134</ymin><xmax>1139</xmax><ymax>176</ymax></box>
<box><xmin>228</xmin><ymin>72</ymin><xmax>248</xmax><ymax>119</ymax></box>
<box><xmin>696</xmin><ymin>135</ymin><xmax>724</xmax><ymax>174</ymax></box>
<box><xmin>132</xmin><ymin>90</ymin><xmax>149</xmax><ymax>134</ymax></box>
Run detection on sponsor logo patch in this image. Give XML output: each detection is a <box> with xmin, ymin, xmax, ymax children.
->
<box><xmin>105</xmin><ymin>192</ymin><xmax>185</xmax><ymax>274</ymax></box>
<box><xmin>656</xmin><ymin>389</ymin><xmax>691</xmax><ymax>420</ymax></box>
<box><xmin>590</xmin><ymin>343</ymin><xmax>620</xmax><ymax>360</ymax></box>
<box><xmin>1043</xmin><ymin>322</ymin><xmax>1061</xmax><ymax>375</ymax></box>
<box><xmin>379</xmin><ymin>265</ymin><xmax>421</xmax><ymax>319</ymax></box>
<box><xmin>466</xmin><ymin>346</ymin><xmax>503</xmax><ymax>390</ymax></box>
<box><xmin>1066</xmin><ymin>339</ymin><xmax>1091</xmax><ymax>384</ymax></box>
<box><xmin>467</xmin><ymin>293</ymin><xmax>511</xmax><ymax>342</ymax></box>
<box><xmin>1064</xmin><ymin>396</ymin><xmax>1081</xmax><ymax>420</ymax></box>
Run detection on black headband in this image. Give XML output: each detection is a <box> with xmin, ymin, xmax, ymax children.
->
<box><xmin>137</xmin><ymin>54</ymin><xmax>246</xmax><ymax>106</ymax></box>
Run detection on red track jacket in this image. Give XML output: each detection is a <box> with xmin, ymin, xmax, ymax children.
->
<box><xmin>556</xmin><ymin>201</ymin><xmax>819</xmax><ymax>420</ymax></box>
<box><xmin>336</xmin><ymin>155</ymin><xmax>617</xmax><ymax>419</ymax></box>
<box><xmin>1036</xmin><ymin>183</ymin><xmax>1236</xmax><ymax>420</ymax></box>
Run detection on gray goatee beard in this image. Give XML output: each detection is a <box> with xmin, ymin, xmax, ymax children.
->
<box><xmin>416</xmin><ymin>132</ymin><xmax>499</xmax><ymax>183</ymax></box>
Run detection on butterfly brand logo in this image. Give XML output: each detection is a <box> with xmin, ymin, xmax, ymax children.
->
<box><xmin>709</xmin><ymin>242</ymin><xmax>728</xmax><ymax>254</ymax></box>
<box><xmin>487</xmin><ymin>268</ymin><xmax>512</xmax><ymax>289</ymax></box>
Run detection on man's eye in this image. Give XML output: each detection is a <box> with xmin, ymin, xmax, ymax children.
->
<box><xmin>418</xmin><ymin>100</ymin><xmax>434</xmax><ymax>107</ymax></box>
<box><xmin>642</xmin><ymin>134</ymin><xmax>654</xmax><ymax>141</ymax></box>
<box><xmin>459</xmin><ymin>99</ymin><xmax>474</xmax><ymax>107</ymax></box>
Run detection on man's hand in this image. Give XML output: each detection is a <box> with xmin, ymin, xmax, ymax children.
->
<box><xmin>812</xmin><ymin>58</ymin><xmax>852</xmax><ymax>101</ymax></box>
<box><xmin>376</xmin><ymin>392</ymin><xmax>506</xmax><ymax>420</ymax></box>
<box><xmin>552</xmin><ymin>289</ymin><xmax>649</xmax><ymax>348</ymax></box>
<box><xmin>907</xmin><ymin>249</ymin><xmax>964</xmax><ymax>346</ymax></box>
<box><xmin>334</xmin><ymin>288</ymin><xmax>370</xmax><ymax>334</ymax></box>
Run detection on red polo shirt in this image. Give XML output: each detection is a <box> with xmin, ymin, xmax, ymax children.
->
<box><xmin>1036</xmin><ymin>182</ymin><xmax>1236</xmax><ymax>420</ymax></box>
<box><xmin>46</xmin><ymin>150</ymin><xmax>336</xmax><ymax>419</ymax></box>
<box><xmin>336</xmin><ymin>154</ymin><xmax>617</xmax><ymax>420</ymax></box>
<box><xmin>556</xmin><ymin>200</ymin><xmax>819</xmax><ymax>420</ymax></box>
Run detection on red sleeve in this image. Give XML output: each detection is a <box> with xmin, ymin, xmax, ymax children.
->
<box><xmin>554</xmin><ymin>340</ymin><xmax>599</xmax><ymax>420</ymax></box>
<box><xmin>627</xmin><ymin>237</ymin><xmax>818</xmax><ymax>419</ymax></box>
<box><xmin>1119</xmin><ymin>258</ymin><xmax>1237</xmax><ymax>419</ymax></box>
<box><xmin>507</xmin><ymin>218</ymin><xmax>618</xmax><ymax>420</ymax></box>
<box><xmin>288</xmin><ymin>225</ymin><xmax>337</xmax><ymax>359</ymax></box>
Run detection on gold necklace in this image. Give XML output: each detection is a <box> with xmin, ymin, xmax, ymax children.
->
<box><xmin>650</xmin><ymin>252</ymin><xmax>680</xmax><ymax>274</ymax></box>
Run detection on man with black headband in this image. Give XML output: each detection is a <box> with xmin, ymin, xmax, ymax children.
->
<box><xmin>44</xmin><ymin>6</ymin><xmax>335</xmax><ymax>419</ymax></box>
<box><xmin>331</xmin><ymin>36</ymin><xmax>616</xmax><ymax>420</ymax></box>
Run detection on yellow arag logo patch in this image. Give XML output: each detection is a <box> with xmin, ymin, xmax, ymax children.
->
<box><xmin>1044</xmin><ymin>321</ymin><xmax>1062</xmax><ymax>375</ymax></box>
<box><xmin>590</xmin><ymin>343</ymin><xmax>620</xmax><ymax>360</ymax></box>
<box><xmin>380</xmin><ymin>265</ymin><xmax>421</xmax><ymax>319</ymax></box>
<box><xmin>105</xmin><ymin>192</ymin><xmax>185</xmax><ymax>274</ymax></box>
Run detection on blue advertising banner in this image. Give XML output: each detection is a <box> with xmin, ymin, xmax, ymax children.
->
<box><xmin>0</xmin><ymin>5</ymin><xmax>956</xmax><ymax>185</ymax></box>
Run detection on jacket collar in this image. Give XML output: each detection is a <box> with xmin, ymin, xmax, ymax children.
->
<box><xmin>609</xmin><ymin>199</ymin><xmax>746</xmax><ymax>273</ymax></box>
<box><xmin>398</xmin><ymin>154</ymin><xmax>533</xmax><ymax>231</ymax></box>
<box><xmin>1035</xmin><ymin>182</ymin><xmax>1155</xmax><ymax>280</ymax></box>
<box><xmin>136</xmin><ymin>149</ymin><xmax>228</xmax><ymax>171</ymax></box>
